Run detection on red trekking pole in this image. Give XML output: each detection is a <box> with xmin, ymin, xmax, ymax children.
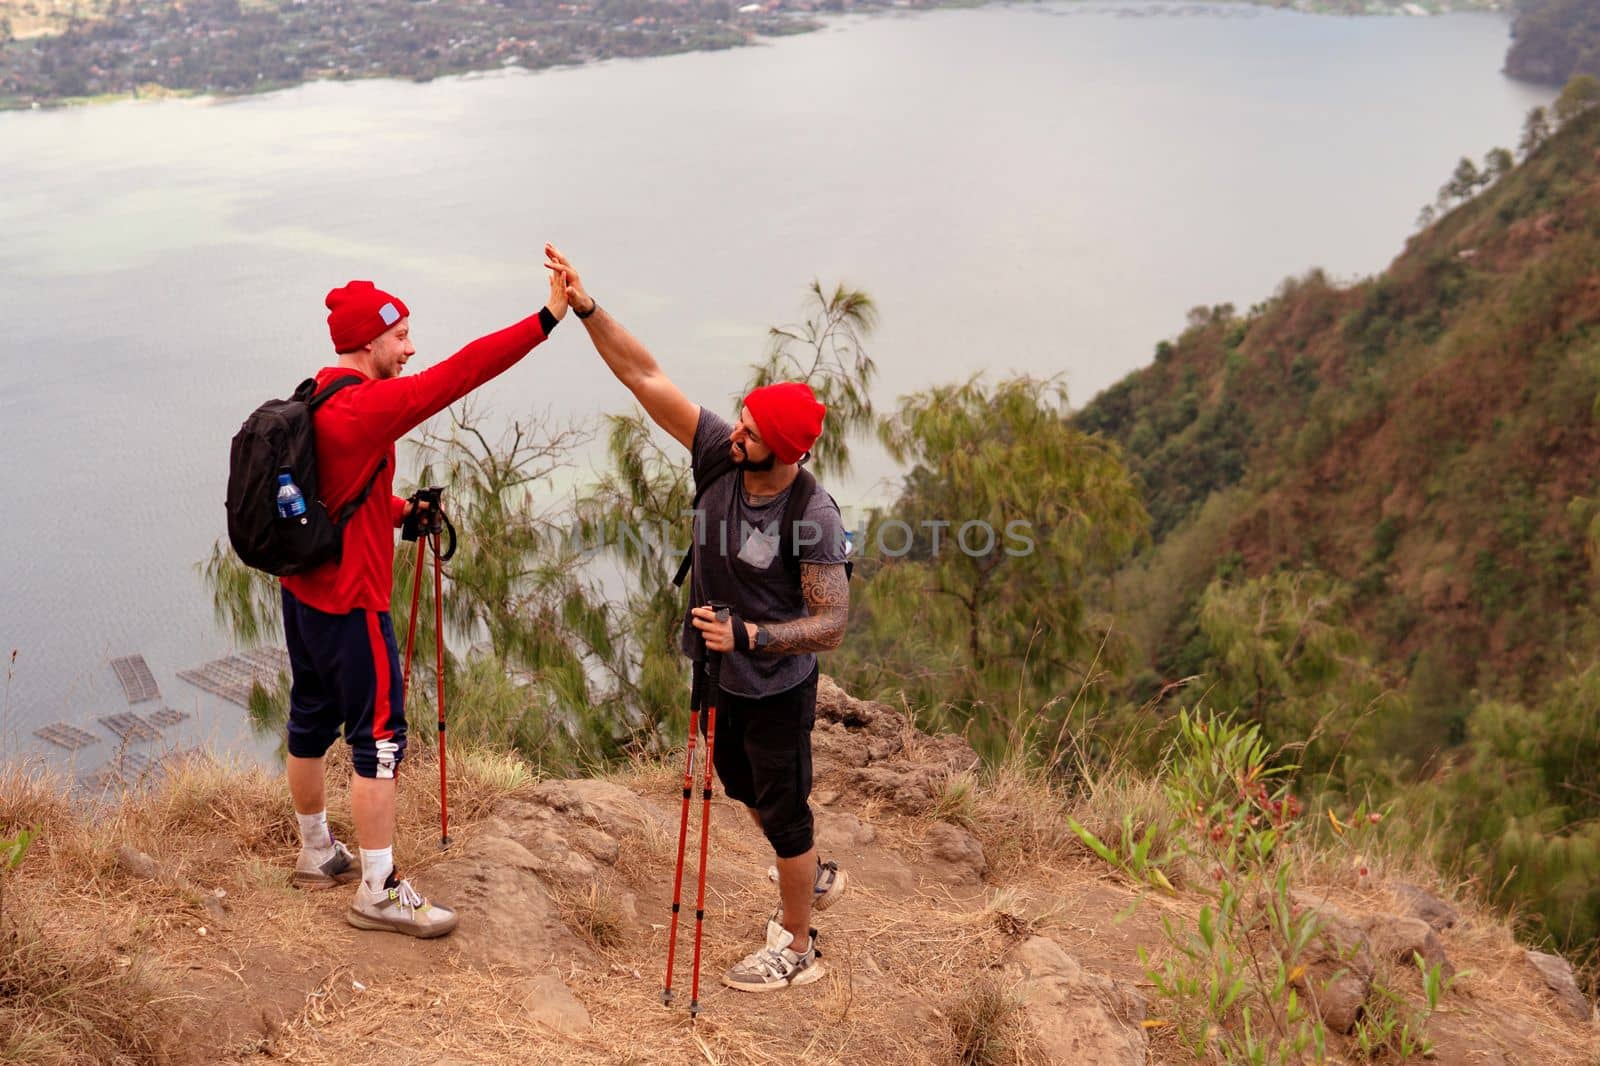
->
<box><xmin>662</xmin><ymin>606</ymin><xmax>726</xmax><ymax>1016</ymax></box>
<box><xmin>660</xmin><ymin>673</ymin><xmax>701</xmax><ymax>1007</ymax></box>
<box><xmin>687</xmin><ymin>644</ymin><xmax>721</xmax><ymax>1018</ymax></box>
<box><xmin>398</xmin><ymin>488</ymin><xmax>456</xmax><ymax>850</ymax></box>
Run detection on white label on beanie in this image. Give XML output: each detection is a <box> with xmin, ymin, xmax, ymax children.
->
<box><xmin>379</xmin><ymin>302</ymin><xmax>400</xmax><ymax>326</ymax></box>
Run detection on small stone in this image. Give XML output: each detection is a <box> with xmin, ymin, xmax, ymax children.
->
<box><xmin>1525</xmin><ymin>950</ymin><xmax>1594</xmax><ymax>1023</ymax></box>
<box><xmin>1357</xmin><ymin>914</ymin><xmax>1453</xmax><ymax>979</ymax></box>
<box><xmin>925</xmin><ymin>821</ymin><xmax>987</xmax><ymax>885</ymax></box>
<box><xmin>1391</xmin><ymin>883</ymin><xmax>1459</xmax><ymax>932</ymax></box>
<box><xmin>520</xmin><ymin>974</ymin><xmax>591</xmax><ymax>1035</ymax></box>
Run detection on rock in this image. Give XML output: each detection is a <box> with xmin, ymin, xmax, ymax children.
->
<box><xmin>925</xmin><ymin>821</ymin><xmax>987</xmax><ymax>885</ymax></box>
<box><xmin>519</xmin><ymin>974</ymin><xmax>591</xmax><ymax>1035</ymax></box>
<box><xmin>428</xmin><ymin>834</ymin><xmax>592</xmax><ymax>972</ymax></box>
<box><xmin>1357</xmin><ymin>914</ymin><xmax>1454</xmax><ymax>979</ymax></box>
<box><xmin>115</xmin><ymin>844</ymin><xmax>163</xmax><ymax>881</ymax></box>
<box><xmin>816</xmin><ymin>811</ymin><xmax>877</xmax><ymax>848</ymax></box>
<box><xmin>527</xmin><ymin>779</ymin><xmax>660</xmax><ymax>839</ymax></box>
<box><xmin>913</xmin><ymin>733</ymin><xmax>982</xmax><ymax>775</ymax></box>
<box><xmin>1290</xmin><ymin>893</ymin><xmax>1374</xmax><ymax>1033</ymax></box>
<box><xmin>1525</xmin><ymin>950</ymin><xmax>1594</xmax><ymax>1023</ymax></box>
<box><xmin>816</xmin><ymin>675</ymin><xmax>906</xmax><ymax>738</ymax></box>
<box><xmin>1001</xmin><ymin>936</ymin><xmax>1147</xmax><ymax>1065</ymax></box>
<box><xmin>117</xmin><ymin>844</ymin><xmax>229</xmax><ymax>923</ymax></box>
<box><xmin>1391</xmin><ymin>883</ymin><xmax>1459</xmax><ymax>932</ymax></box>
<box><xmin>843</xmin><ymin>764</ymin><xmax>947</xmax><ymax>813</ymax></box>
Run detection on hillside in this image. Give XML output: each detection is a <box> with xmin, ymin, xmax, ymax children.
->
<box><xmin>1507</xmin><ymin>0</ymin><xmax>1600</xmax><ymax>87</ymax></box>
<box><xmin>1076</xmin><ymin>102</ymin><xmax>1600</xmax><ymax>703</ymax></box>
<box><xmin>2</xmin><ymin>678</ymin><xmax>1596</xmax><ymax>1063</ymax></box>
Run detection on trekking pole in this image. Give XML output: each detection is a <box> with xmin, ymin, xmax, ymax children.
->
<box><xmin>399</xmin><ymin>537</ymin><xmax>426</xmax><ymax>703</ymax></box>
<box><xmin>399</xmin><ymin>488</ymin><xmax>455</xmax><ymax>849</ymax></box>
<box><xmin>432</xmin><ymin>521</ymin><xmax>451</xmax><ymax>850</ymax></box>
<box><xmin>687</xmin><ymin>607</ymin><xmax>727</xmax><ymax>1019</ymax></box>
<box><xmin>660</xmin><ymin>673</ymin><xmax>701</xmax><ymax>1006</ymax></box>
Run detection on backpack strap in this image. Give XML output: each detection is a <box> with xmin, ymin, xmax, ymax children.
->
<box><xmin>778</xmin><ymin>467</ymin><xmax>819</xmax><ymax>581</ymax></box>
<box><xmin>672</xmin><ymin>450</ymin><xmax>739</xmax><ymax>589</ymax></box>
<box><xmin>780</xmin><ymin>465</ymin><xmax>853</xmax><ymax>581</ymax></box>
<box><xmin>297</xmin><ymin>375</ymin><xmax>388</xmax><ymax>527</ymax></box>
<box><xmin>309</xmin><ymin>374</ymin><xmax>365</xmax><ymax>409</ymax></box>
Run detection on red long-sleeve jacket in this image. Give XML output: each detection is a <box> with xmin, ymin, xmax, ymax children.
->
<box><xmin>281</xmin><ymin>308</ymin><xmax>556</xmax><ymax>615</ymax></box>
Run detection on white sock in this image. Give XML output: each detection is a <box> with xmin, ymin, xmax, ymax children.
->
<box><xmin>360</xmin><ymin>847</ymin><xmax>394</xmax><ymax>892</ymax></box>
<box><xmin>297</xmin><ymin>811</ymin><xmax>331</xmax><ymax>851</ymax></box>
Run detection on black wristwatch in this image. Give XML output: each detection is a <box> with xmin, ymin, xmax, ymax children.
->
<box><xmin>575</xmin><ymin>298</ymin><xmax>598</xmax><ymax>320</ymax></box>
<box><xmin>754</xmin><ymin>625</ymin><xmax>773</xmax><ymax>651</ymax></box>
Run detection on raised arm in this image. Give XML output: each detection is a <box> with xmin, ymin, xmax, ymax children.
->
<box><xmin>344</xmin><ymin>269</ymin><xmax>567</xmax><ymax>443</ymax></box>
<box><xmin>545</xmin><ymin>243</ymin><xmax>700</xmax><ymax>451</ymax></box>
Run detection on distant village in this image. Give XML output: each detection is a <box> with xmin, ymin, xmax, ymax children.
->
<box><xmin>0</xmin><ymin>0</ymin><xmax>854</xmax><ymax>109</ymax></box>
<box><xmin>0</xmin><ymin>0</ymin><xmax>1506</xmax><ymax>110</ymax></box>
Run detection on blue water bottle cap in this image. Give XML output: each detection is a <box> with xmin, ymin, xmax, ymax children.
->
<box><xmin>278</xmin><ymin>471</ymin><xmax>292</xmax><ymax>485</ymax></box>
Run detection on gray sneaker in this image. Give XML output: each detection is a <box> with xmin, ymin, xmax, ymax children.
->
<box><xmin>721</xmin><ymin>918</ymin><xmax>824</xmax><ymax>993</ymax></box>
<box><xmin>767</xmin><ymin>859</ymin><xmax>848</xmax><ymax>913</ymax></box>
<box><xmin>346</xmin><ymin>872</ymin><xmax>459</xmax><ymax>939</ymax></box>
<box><xmin>292</xmin><ymin>838</ymin><xmax>360</xmax><ymax>890</ymax></box>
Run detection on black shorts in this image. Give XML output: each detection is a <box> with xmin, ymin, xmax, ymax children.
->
<box><xmin>695</xmin><ymin>664</ymin><xmax>818</xmax><ymax>860</ymax></box>
<box><xmin>282</xmin><ymin>587</ymin><xmax>407</xmax><ymax>780</ymax></box>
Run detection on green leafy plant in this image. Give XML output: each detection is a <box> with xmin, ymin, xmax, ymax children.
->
<box><xmin>0</xmin><ymin>826</ymin><xmax>35</xmax><ymax>927</ymax></box>
<box><xmin>1141</xmin><ymin>711</ymin><xmax>1331</xmax><ymax>1064</ymax></box>
<box><xmin>1067</xmin><ymin>813</ymin><xmax>1176</xmax><ymax>893</ymax></box>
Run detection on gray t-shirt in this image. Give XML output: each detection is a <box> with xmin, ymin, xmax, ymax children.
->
<box><xmin>678</xmin><ymin>408</ymin><xmax>848</xmax><ymax>698</ymax></box>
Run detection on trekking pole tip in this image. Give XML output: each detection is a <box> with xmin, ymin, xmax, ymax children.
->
<box><xmin>439</xmin><ymin>834</ymin><xmax>452</xmax><ymax>850</ymax></box>
<box><xmin>688</xmin><ymin>1000</ymin><xmax>701</xmax><ymax>1018</ymax></box>
<box><xmin>661</xmin><ymin>988</ymin><xmax>675</xmax><ymax>1006</ymax></box>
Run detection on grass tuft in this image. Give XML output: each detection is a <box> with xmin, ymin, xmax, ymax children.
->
<box><xmin>946</xmin><ymin>975</ymin><xmax>1025</xmax><ymax>1066</ymax></box>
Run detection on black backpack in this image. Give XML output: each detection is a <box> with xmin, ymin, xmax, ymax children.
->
<box><xmin>226</xmin><ymin>376</ymin><xmax>387</xmax><ymax>576</ymax></box>
<box><xmin>672</xmin><ymin>454</ymin><xmax>851</xmax><ymax>589</ymax></box>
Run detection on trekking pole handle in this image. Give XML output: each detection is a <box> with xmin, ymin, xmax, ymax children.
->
<box><xmin>704</xmin><ymin>602</ymin><xmax>730</xmax><ymax>685</ymax></box>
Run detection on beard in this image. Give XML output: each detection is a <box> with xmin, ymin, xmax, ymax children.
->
<box><xmin>732</xmin><ymin>443</ymin><xmax>776</xmax><ymax>472</ymax></box>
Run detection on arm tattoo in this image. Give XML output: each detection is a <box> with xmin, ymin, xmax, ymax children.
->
<box><xmin>761</xmin><ymin>562</ymin><xmax>850</xmax><ymax>655</ymax></box>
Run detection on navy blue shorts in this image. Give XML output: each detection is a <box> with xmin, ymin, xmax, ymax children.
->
<box><xmin>695</xmin><ymin>664</ymin><xmax>818</xmax><ymax>860</ymax></box>
<box><xmin>281</xmin><ymin>587</ymin><xmax>407</xmax><ymax>779</ymax></box>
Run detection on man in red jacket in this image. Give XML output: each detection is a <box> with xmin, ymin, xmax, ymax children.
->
<box><xmin>281</xmin><ymin>271</ymin><xmax>567</xmax><ymax>938</ymax></box>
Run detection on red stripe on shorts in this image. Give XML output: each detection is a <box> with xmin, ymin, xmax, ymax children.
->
<box><xmin>366</xmin><ymin>612</ymin><xmax>393</xmax><ymax>741</ymax></box>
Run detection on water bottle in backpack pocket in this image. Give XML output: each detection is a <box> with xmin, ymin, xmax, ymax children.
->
<box><xmin>276</xmin><ymin>470</ymin><xmax>308</xmax><ymax>520</ymax></box>
<box><xmin>226</xmin><ymin>375</ymin><xmax>386</xmax><ymax>576</ymax></box>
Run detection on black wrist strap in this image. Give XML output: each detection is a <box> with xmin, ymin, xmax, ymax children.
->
<box><xmin>729</xmin><ymin>611</ymin><xmax>751</xmax><ymax>654</ymax></box>
<box><xmin>575</xmin><ymin>299</ymin><xmax>598</xmax><ymax>320</ymax></box>
<box><xmin>538</xmin><ymin>306</ymin><xmax>558</xmax><ymax>334</ymax></box>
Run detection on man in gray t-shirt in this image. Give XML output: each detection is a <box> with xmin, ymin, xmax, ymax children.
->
<box><xmin>548</xmin><ymin>245</ymin><xmax>850</xmax><ymax>996</ymax></box>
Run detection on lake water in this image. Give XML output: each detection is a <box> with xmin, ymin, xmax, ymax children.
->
<box><xmin>0</xmin><ymin>2</ymin><xmax>1550</xmax><ymax>775</ymax></box>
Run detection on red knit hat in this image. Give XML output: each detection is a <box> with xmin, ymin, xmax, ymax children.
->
<box><xmin>325</xmin><ymin>280</ymin><xmax>409</xmax><ymax>353</ymax></box>
<box><xmin>743</xmin><ymin>382</ymin><xmax>826</xmax><ymax>465</ymax></box>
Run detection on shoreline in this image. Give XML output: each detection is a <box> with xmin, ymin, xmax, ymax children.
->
<box><xmin>0</xmin><ymin>0</ymin><xmax>1511</xmax><ymax>115</ymax></box>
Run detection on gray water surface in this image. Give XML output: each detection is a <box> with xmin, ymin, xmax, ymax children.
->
<box><xmin>0</xmin><ymin>3</ymin><xmax>1551</xmax><ymax>771</ymax></box>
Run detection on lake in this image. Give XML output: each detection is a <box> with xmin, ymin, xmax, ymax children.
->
<box><xmin>0</xmin><ymin>1</ymin><xmax>1551</xmax><ymax>775</ymax></box>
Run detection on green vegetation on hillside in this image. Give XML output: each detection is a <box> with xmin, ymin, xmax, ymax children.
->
<box><xmin>1507</xmin><ymin>0</ymin><xmax>1600</xmax><ymax>87</ymax></box>
<box><xmin>1074</xmin><ymin>81</ymin><xmax>1600</xmax><ymax>968</ymax></box>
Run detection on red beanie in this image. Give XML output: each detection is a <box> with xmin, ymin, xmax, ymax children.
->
<box><xmin>325</xmin><ymin>280</ymin><xmax>409</xmax><ymax>353</ymax></box>
<box><xmin>743</xmin><ymin>382</ymin><xmax>826</xmax><ymax>465</ymax></box>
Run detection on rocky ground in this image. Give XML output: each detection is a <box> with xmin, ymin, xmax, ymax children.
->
<box><xmin>4</xmin><ymin>677</ymin><xmax>1597</xmax><ymax>1063</ymax></box>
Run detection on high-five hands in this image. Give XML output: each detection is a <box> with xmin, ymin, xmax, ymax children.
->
<box><xmin>547</xmin><ymin>257</ymin><xmax>570</xmax><ymax>320</ymax></box>
<box><xmin>544</xmin><ymin>244</ymin><xmax>595</xmax><ymax>317</ymax></box>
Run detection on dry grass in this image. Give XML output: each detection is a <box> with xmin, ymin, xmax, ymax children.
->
<box><xmin>944</xmin><ymin>975</ymin><xmax>1028</xmax><ymax>1066</ymax></box>
<box><xmin>555</xmin><ymin>882</ymin><xmax>631</xmax><ymax>951</ymax></box>
<box><xmin>2</xmin><ymin>730</ymin><xmax>1596</xmax><ymax>1066</ymax></box>
<box><xmin>0</xmin><ymin>920</ymin><xmax>185</xmax><ymax>1065</ymax></box>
